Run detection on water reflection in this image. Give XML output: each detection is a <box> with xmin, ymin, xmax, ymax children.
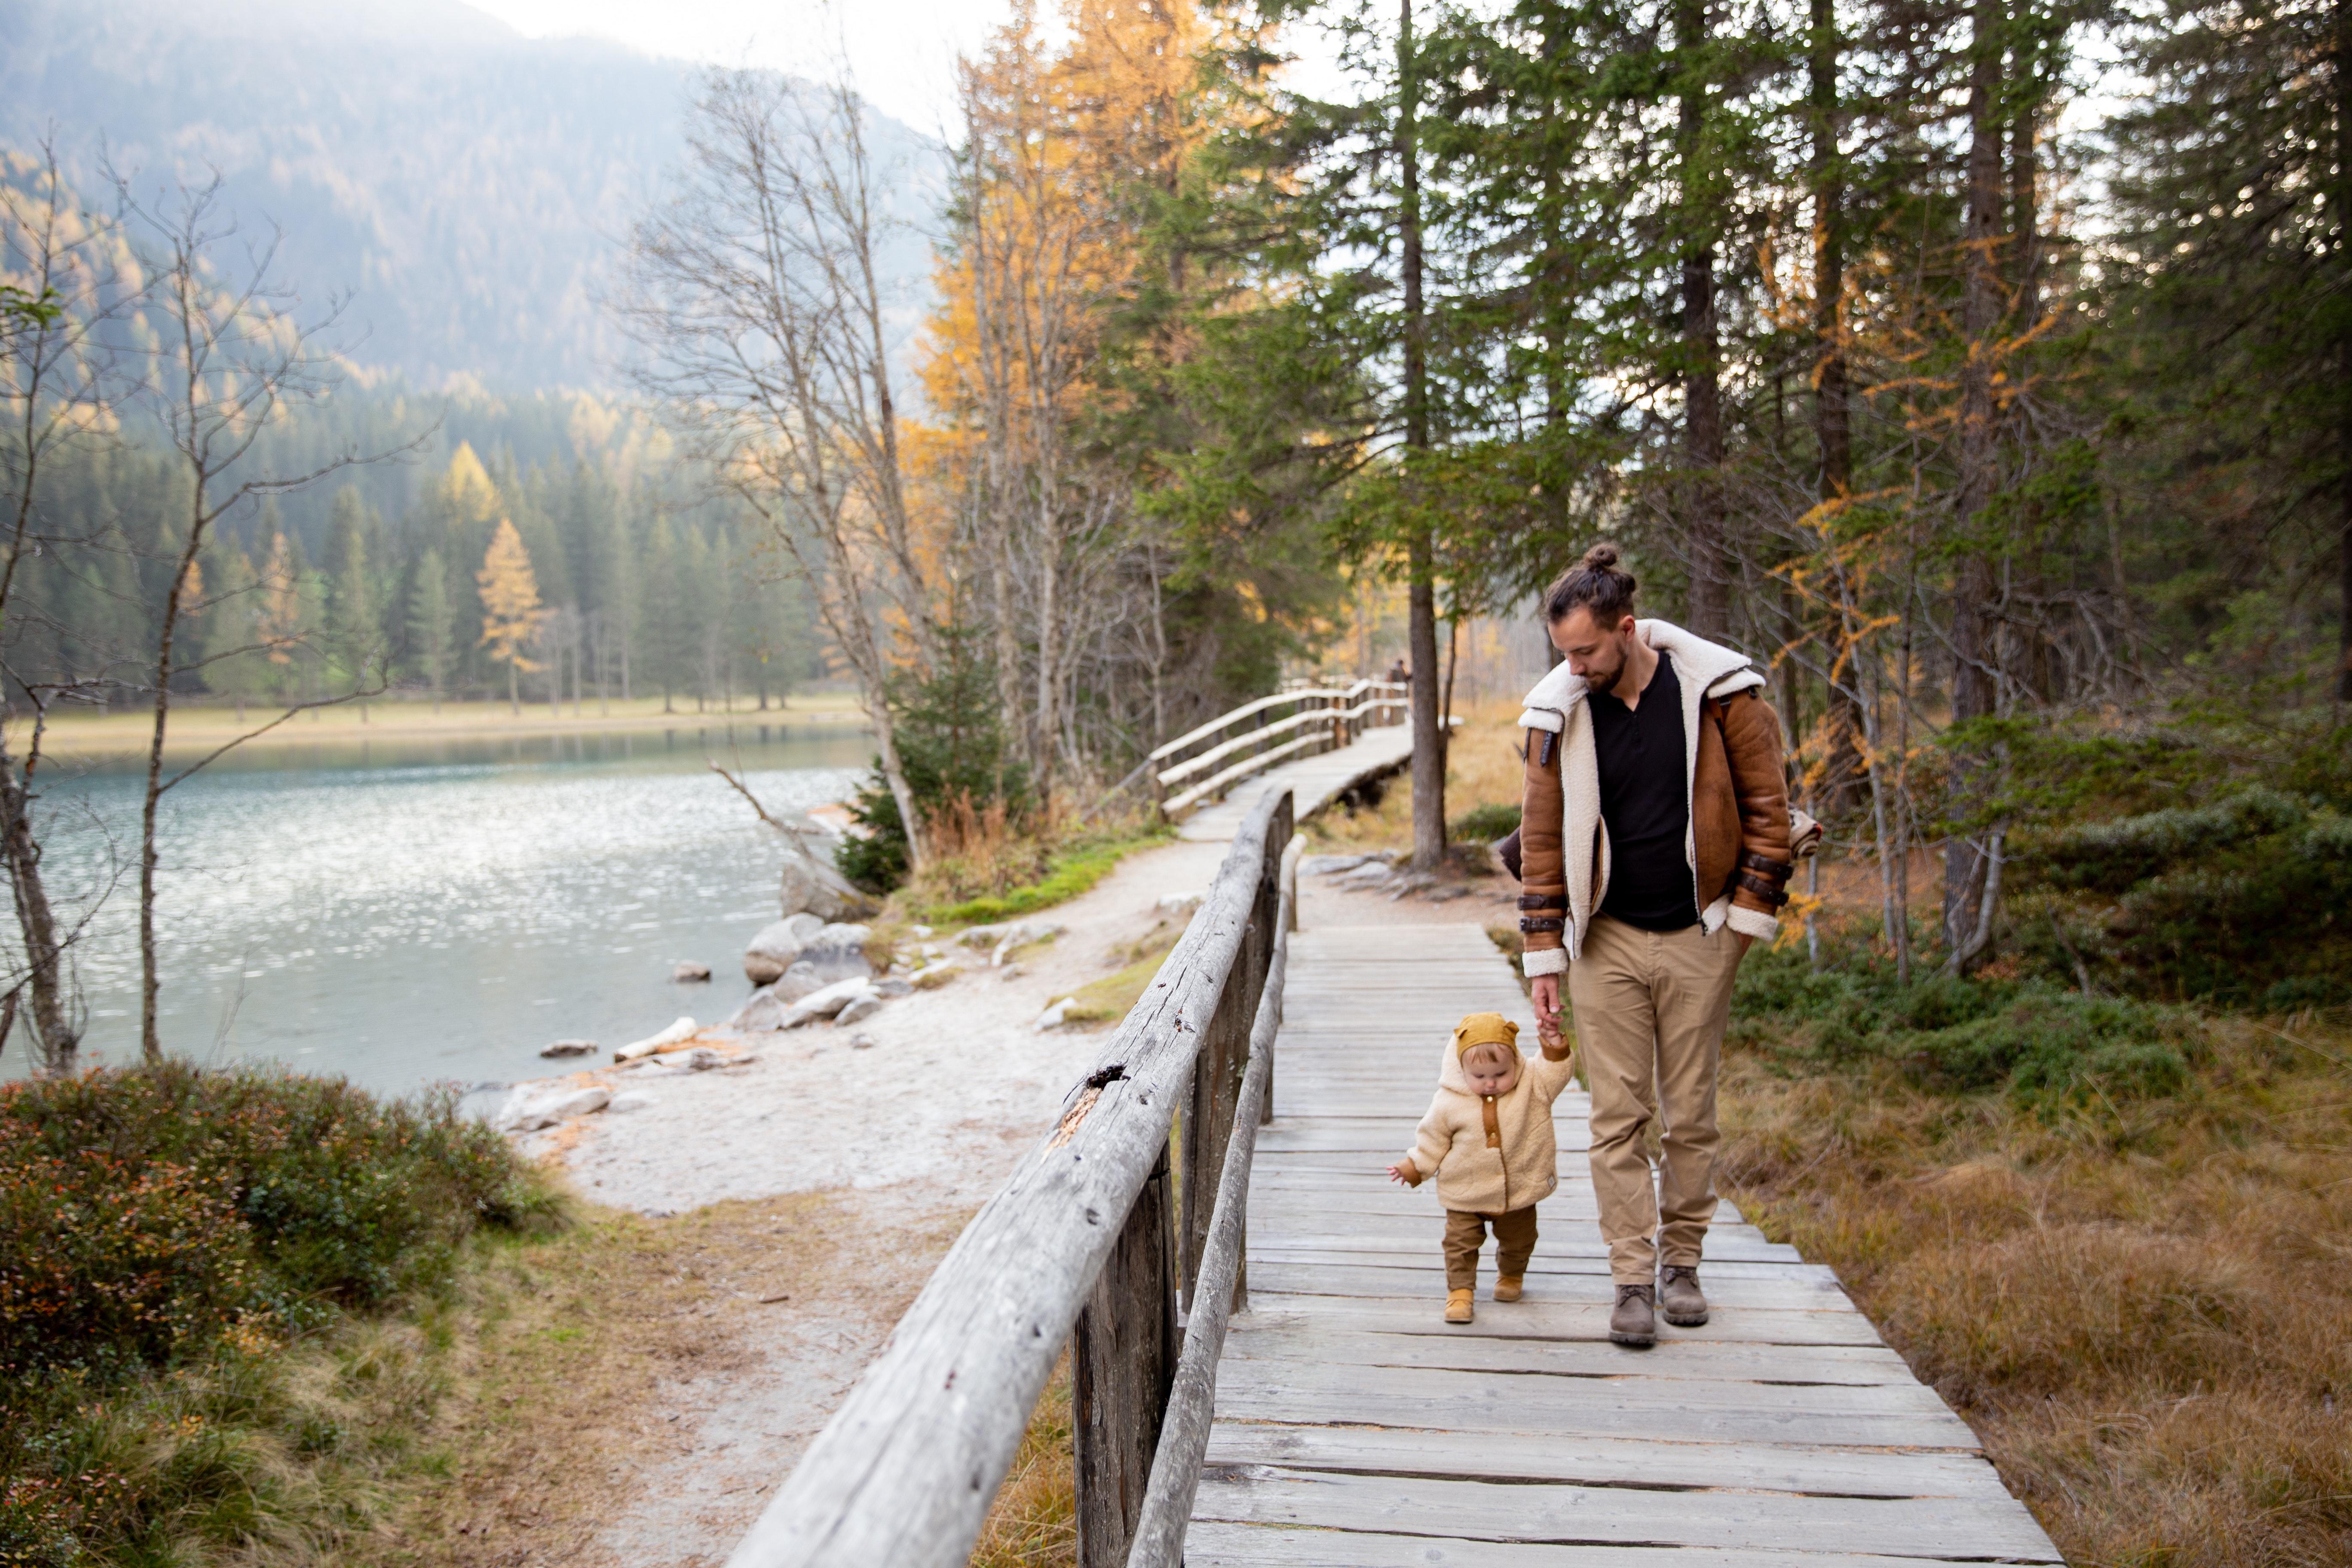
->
<box><xmin>27</xmin><ymin>723</ymin><xmax>873</xmax><ymax>1096</ymax></box>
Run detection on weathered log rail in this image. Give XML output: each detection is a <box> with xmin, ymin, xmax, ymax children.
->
<box><xmin>1152</xmin><ymin>678</ymin><xmax>1403</xmax><ymax>820</ymax></box>
<box><xmin>726</xmin><ymin>788</ymin><xmax>1300</xmax><ymax>1568</ymax></box>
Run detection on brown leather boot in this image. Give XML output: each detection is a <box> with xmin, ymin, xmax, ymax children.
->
<box><xmin>1445</xmin><ymin>1289</ymin><xmax>1476</xmax><ymax>1324</ymax></box>
<box><xmin>1493</xmin><ymin>1275</ymin><xmax>1524</xmax><ymax>1302</ymax></box>
<box><xmin>1660</xmin><ymin>1265</ymin><xmax>1709</xmax><ymax>1327</ymax></box>
<box><xmin>1609</xmin><ymin>1283</ymin><xmax>1655</xmax><ymax>1347</ymax></box>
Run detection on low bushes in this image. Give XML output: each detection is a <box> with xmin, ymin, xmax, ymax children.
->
<box><xmin>2008</xmin><ymin>786</ymin><xmax>2352</xmax><ymax>1006</ymax></box>
<box><xmin>1730</xmin><ymin>938</ymin><xmax>2205</xmax><ymax>1107</ymax></box>
<box><xmin>0</xmin><ymin>1064</ymin><xmax>557</xmax><ymax>1565</ymax></box>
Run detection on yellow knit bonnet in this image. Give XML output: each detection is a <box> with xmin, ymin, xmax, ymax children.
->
<box><xmin>1451</xmin><ymin>1012</ymin><xmax>1519</xmax><ymax>1056</ymax></box>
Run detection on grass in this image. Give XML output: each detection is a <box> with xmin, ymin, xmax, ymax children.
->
<box><xmin>1301</xmin><ymin>701</ymin><xmax>1524</xmax><ymax>856</ymax></box>
<box><xmin>0</xmin><ymin>1063</ymin><xmax>928</xmax><ymax>1568</ymax></box>
<box><xmin>1059</xmin><ymin>920</ymin><xmax>1185</xmax><ymax>1026</ymax></box>
<box><xmin>1718</xmin><ymin>1011</ymin><xmax>2352</xmax><ymax>1567</ymax></box>
<box><xmin>968</xmin><ymin>1356</ymin><xmax>1075</xmax><ymax>1568</ymax></box>
<box><xmin>913</xmin><ymin>825</ymin><xmax>1172</xmax><ymax>928</ymax></box>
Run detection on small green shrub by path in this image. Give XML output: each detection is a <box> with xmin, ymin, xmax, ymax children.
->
<box><xmin>1449</xmin><ymin>801</ymin><xmax>1520</xmax><ymax>843</ymax></box>
<box><xmin>0</xmin><ymin>1064</ymin><xmax>560</xmax><ymax>1566</ymax></box>
<box><xmin>917</xmin><ymin>827</ymin><xmax>1170</xmax><ymax>927</ymax></box>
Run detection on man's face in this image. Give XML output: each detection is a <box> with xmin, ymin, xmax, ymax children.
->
<box><xmin>1550</xmin><ymin>607</ymin><xmax>1637</xmax><ymax>695</ymax></box>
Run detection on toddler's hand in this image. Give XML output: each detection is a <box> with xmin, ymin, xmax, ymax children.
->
<box><xmin>1386</xmin><ymin>1161</ymin><xmax>1419</xmax><ymax>1186</ymax></box>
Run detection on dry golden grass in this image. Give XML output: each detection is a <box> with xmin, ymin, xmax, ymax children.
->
<box><xmin>342</xmin><ymin>1191</ymin><xmax>858</xmax><ymax>1567</ymax></box>
<box><xmin>968</xmin><ymin>1356</ymin><xmax>1075</xmax><ymax>1568</ymax></box>
<box><xmin>1302</xmin><ymin>701</ymin><xmax>1525</xmax><ymax>856</ymax></box>
<box><xmin>155</xmin><ymin>1185</ymin><xmax>964</xmax><ymax>1568</ymax></box>
<box><xmin>1719</xmin><ymin>1020</ymin><xmax>2352</xmax><ymax>1568</ymax></box>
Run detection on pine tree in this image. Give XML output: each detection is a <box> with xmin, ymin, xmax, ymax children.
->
<box><xmin>407</xmin><ymin>547</ymin><xmax>456</xmax><ymax>712</ymax></box>
<box><xmin>476</xmin><ymin>516</ymin><xmax>547</xmax><ymax>716</ymax></box>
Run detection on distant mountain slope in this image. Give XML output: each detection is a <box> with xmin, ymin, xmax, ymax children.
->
<box><xmin>1</xmin><ymin>0</ymin><xmax>936</xmax><ymax>391</ymax></box>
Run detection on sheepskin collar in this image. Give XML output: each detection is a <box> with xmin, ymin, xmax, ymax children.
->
<box><xmin>1518</xmin><ymin>618</ymin><xmax>1762</xmax><ymax>732</ymax></box>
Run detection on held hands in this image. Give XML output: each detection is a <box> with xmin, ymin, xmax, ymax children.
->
<box><xmin>1531</xmin><ymin>973</ymin><xmax>1563</xmax><ymax>1042</ymax></box>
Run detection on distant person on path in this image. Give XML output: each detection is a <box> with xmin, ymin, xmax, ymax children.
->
<box><xmin>1387</xmin><ymin>1012</ymin><xmax>1577</xmax><ymax>1324</ymax></box>
<box><xmin>1515</xmin><ymin>545</ymin><xmax>1793</xmax><ymax>1348</ymax></box>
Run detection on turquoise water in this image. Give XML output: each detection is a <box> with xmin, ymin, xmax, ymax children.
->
<box><xmin>26</xmin><ymin>724</ymin><xmax>871</xmax><ymax>1095</ymax></box>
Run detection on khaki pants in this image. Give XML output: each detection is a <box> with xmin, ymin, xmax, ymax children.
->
<box><xmin>1442</xmin><ymin>1206</ymin><xmax>1538</xmax><ymax>1291</ymax></box>
<box><xmin>1568</xmin><ymin>915</ymin><xmax>1744</xmax><ymax>1283</ymax></box>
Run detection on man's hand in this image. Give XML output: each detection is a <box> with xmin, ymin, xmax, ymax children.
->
<box><xmin>1531</xmin><ymin>973</ymin><xmax>1563</xmax><ymax>1040</ymax></box>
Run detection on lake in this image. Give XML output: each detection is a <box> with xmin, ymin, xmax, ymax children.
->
<box><xmin>24</xmin><ymin>723</ymin><xmax>873</xmax><ymax>1095</ymax></box>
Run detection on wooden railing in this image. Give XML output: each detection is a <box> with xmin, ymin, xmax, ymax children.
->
<box><xmin>726</xmin><ymin>788</ymin><xmax>1300</xmax><ymax>1568</ymax></box>
<box><xmin>1150</xmin><ymin>678</ymin><xmax>1405</xmax><ymax>819</ymax></box>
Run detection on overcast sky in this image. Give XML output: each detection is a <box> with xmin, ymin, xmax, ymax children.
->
<box><xmin>465</xmin><ymin>0</ymin><xmax>1353</xmax><ymax>133</ymax></box>
<box><xmin>466</xmin><ymin>0</ymin><xmax>1014</xmax><ymax>134</ymax></box>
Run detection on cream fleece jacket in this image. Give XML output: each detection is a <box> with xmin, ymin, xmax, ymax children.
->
<box><xmin>1397</xmin><ymin>1042</ymin><xmax>1577</xmax><ymax>1214</ymax></box>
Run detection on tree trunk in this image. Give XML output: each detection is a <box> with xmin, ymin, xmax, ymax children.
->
<box><xmin>509</xmin><ymin>658</ymin><xmax>521</xmax><ymax>717</ymax></box>
<box><xmin>1945</xmin><ymin>0</ymin><xmax>2006</xmax><ymax>949</ymax></box>
<box><xmin>1809</xmin><ymin>0</ymin><xmax>1865</xmax><ymax>814</ymax></box>
<box><xmin>141</xmin><ymin>543</ymin><xmax>203</xmax><ymax>1062</ymax></box>
<box><xmin>0</xmin><ymin>739</ymin><xmax>78</xmax><ymax>1074</ymax></box>
<box><xmin>2339</xmin><ymin>0</ymin><xmax>2352</xmax><ymax>699</ymax></box>
<box><xmin>1400</xmin><ymin>0</ymin><xmax>1446</xmax><ymax>872</ymax></box>
<box><xmin>1678</xmin><ymin>0</ymin><xmax>1729</xmax><ymax>640</ymax></box>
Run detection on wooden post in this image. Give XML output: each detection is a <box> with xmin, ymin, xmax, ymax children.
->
<box><xmin>1073</xmin><ymin>1145</ymin><xmax>1178</xmax><ymax>1567</ymax></box>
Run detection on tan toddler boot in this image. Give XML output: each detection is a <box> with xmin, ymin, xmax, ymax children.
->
<box><xmin>1444</xmin><ymin>1288</ymin><xmax>1476</xmax><ymax>1323</ymax></box>
<box><xmin>1493</xmin><ymin>1274</ymin><xmax>1524</xmax><ymax>1302</ymax></box>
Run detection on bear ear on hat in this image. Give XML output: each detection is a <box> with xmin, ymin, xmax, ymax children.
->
<box><xmin>1502</xmin><ymin>1019</ymin><xmax>1520</xmax><ymax>1041</ymax></box>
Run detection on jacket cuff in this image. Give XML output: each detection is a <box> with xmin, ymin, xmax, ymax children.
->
<box><xmin>1727</xmin><ymin>903</ymin><xmax>1779</xmax><ymax>943</ymax></box>
<box><xmin>1523</xmin><ymin>946</ymin><xmax>1567</xmax><ymax>977</ymax></box>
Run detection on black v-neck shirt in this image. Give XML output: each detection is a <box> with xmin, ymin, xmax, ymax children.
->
<box><xmin>1590</xmin><ymin>652</ymin><xmax>1701</xmax><ymax>932</ymax></box>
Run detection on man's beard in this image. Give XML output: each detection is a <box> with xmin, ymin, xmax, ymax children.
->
<box><xmin>1587</xmin><ymin>647</ymin><xmax>1630</xmax><ymax>697</ymax></box>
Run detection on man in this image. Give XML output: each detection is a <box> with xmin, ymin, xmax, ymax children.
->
<box><xmin>1516</xmin><ymin>544</ymin><xmax>1793</xmax><ymax>1347</ymax></box>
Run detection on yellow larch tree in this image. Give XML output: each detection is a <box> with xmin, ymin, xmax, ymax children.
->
<box><xmin>475</xmin><ymin>516</ymin><xmax>547</xmax><ymax>715</ymax></box>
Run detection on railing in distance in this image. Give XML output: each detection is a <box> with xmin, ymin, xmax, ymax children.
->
<box><xmin>724</xmin><ymin>788</ymin><xmax>1300</xmax><ymax>1568</ymax></box>
<box><xmin>1150</xmin><ymin>678</ymin><xmax>1405</xmax><ymax>820</ymax></box>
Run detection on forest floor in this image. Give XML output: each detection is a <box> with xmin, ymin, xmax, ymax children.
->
<box><xmin>428</xmin><ymin>712</ymin><xmax>1531</xmax><ymax>1568</ymax></box>
<box><xmin>16</xmin><ymin>689</ymin><xmax>870</xmax><ymax>760</ymax></box>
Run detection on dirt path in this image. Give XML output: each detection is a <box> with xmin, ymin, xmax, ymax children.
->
<box><xmin>503</xmin><ymin>836</ymin><xmax>1516</xmax><ymax>1565</ymax></box>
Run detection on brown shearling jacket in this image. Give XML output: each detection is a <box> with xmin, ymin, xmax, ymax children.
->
<box><xmin>1516</xmin><ymin>619</ymin><xmax>1792</xmax><ymax>974</ymax></box>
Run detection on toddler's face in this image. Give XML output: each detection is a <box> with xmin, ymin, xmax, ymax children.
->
<box><xmin>1461</xmin><ymin>1044</ymin><xmax>1520</xmax><ymax>1096</ymax></box>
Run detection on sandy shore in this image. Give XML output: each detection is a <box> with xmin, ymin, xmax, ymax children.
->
<box><xmin>18</xmin><ymin>692</ymin><xmax>870</xmax><ymax>760</ymax></box>
<box><xmin>502</xmin><ymin>833</ymin><xmax>1516</xmax><ymax>1564</ymax></box>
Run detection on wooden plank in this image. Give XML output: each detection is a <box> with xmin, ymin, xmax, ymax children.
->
<box><xmin>1207</xmin><ymin>1362</ymin><xmax>1976</xmax><ymax>1443</ymax></box>
<box><xmin>1183</xmin><ymin>1519</ymin><xmax>2043</xmax><ymax>1568</ymax></box>
<box><xmin>1240</xmin><ymin>1250</ymin><xmax>1834</xmax><ymax>1284</ymax></box>
<box><xmin>1242</xmin><ymin>1230</ymin><xmax>1802</xmax><ymax>1263</ymax></box>
<box><xmin>1189</xmin><ymin>1470</ymin><xmax>2062</xmax><ymax>1561</ymax></box>
<box><xmin>1240</xmin><ymin>1293</ymin><xmax>1890</xmax><ymax>1347</ymax></box>
<box><xmin>1245</xmin><ymin>1262</ymin><xmax>1854</xmax><ymax>1311</ymax></box>
<box><xmin>1200</xmin><ymin>1423</ymin><xmax>2021</xmax><ymax>1500</ymax></box>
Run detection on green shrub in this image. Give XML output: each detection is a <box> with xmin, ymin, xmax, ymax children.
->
<box><xmin>0</xmin><ymin>1064</ymin><xmax>554</xmax><ymax>1566</ymax></box>
<box><xmin>839</xmin><ymin>627</ymin><xmax>1032</xmax><ymax>894</ymax></box>
<box><xmin>0</xmin><ymin>1063</ymin><xmax>546</xmax><ymax>1383</ymax></box>
<box><xmin>2012</xmin><ymin>788</ymin><xmax>2352</xmax><ymax>1003</ymax></box>
<box><xmin>1449</xmin><ymin>802</ymin><xmax>1521</xmax><ymax>843</ymax></box>
<box><xmin>1730</xmin><ymin>939</ymin><xmax>2200</xmax><ymax>1106</ymax></box>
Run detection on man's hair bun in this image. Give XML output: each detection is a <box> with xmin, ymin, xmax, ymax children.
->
<box><xmin>1544</xmin><ymin>541</ymin><xmax>1638</xmax><ymax>625</ymax></box>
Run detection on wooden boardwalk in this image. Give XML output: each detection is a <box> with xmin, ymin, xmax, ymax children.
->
<box><xmin>1188</xmin><ymin>919</ymin><xmax>2062</xmax><ymax>1567</ymax></box>
<box><xmin>1177</xmin><ymin>724</ymin><xmax>1413</xmax><ymax>842</ymax></box>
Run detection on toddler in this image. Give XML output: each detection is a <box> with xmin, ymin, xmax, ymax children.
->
<box><xmin>1387</xmin><ymin>1011</ymin><xmax>1575</xmax><ymax>1323</ymax></box>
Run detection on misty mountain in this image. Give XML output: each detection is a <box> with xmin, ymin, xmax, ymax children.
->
<box><xmin>1</xmin><ymin>0</ymin><xmax>940</xmax><ymax>391</ymax></box>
